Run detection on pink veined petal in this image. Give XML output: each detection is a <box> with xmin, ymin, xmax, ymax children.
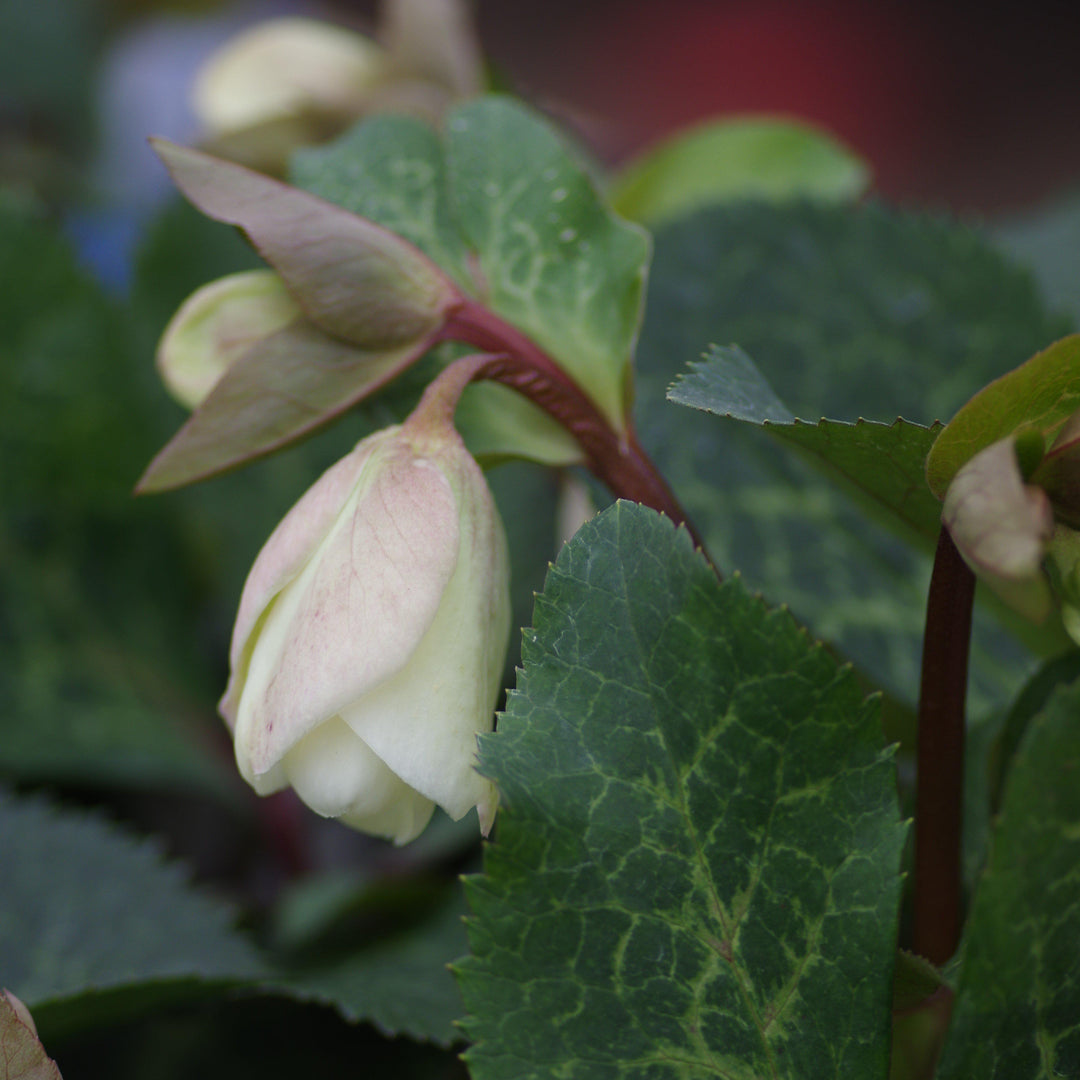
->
<box><xmin>219</xmin><ymin>432</ymin><xmax>390</xmax><ymax>728</ymax></box>
<box><xmin>235</xmin><ymin>443</ymin><xmax>460</xmax><ymax>775</ymax></box>
<box><xmin>338</xmin><ymin>457</ymin><xmax>508</xmax><ymax>822</ymax></box>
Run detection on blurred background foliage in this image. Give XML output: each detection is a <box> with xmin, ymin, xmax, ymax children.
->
<box><xmin>4</xmin><ymin>1</ymin><xmax>1080</xmax><ymax>1076</ymax></box>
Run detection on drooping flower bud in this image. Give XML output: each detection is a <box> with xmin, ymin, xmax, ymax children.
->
<box><xmin>220</xmin><ymin>365</ymin><xmax>510</xmax><ymax>844</ymax></box>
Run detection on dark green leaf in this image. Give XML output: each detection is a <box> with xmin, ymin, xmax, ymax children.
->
<box><xmin>992</xmin><ymin>194</ymin><xmax>1080</xmax><ymax>330</ymax></box>
<box><xmin>0</xmin><ymin>790</ymin><xmax>263</xmax><ymax>1038</ymax></box>
<box><xmin>636</xmin><ymin>200</ymin><xmax>1069</xmax><ymax>707</ymax></box>
<box><xmin>891</xmin><ymin>951</ymin><xmax>945</xmax><ymax>1013</ymax></box>
<box><xmin>669</xmin><ymin>345</ymin><xmax>944</xmax><ymax>546</ymax></box>
<box><xmin>991</xmin><ymin>650</ymin><xmax>1080</xmax><ymax>810</ymax></box>
<box><xmin>0</xmin><ymin>200</ymin><xmax>237</xmax><ymax>798</ymax></box>
<box><xmin>457</xmin><ymin>503</ymin><xmax>906</xmax><ymax>1079</ymax></box>
<box><xmin>937</xmin><ymin>678</ymin><xmax>1080</xmax><ymax>1079</ymax></box>
<box><xmin>275</xmin><ymin>886</ymin><xmax>469</xmax><ymax>1046</ymax></box>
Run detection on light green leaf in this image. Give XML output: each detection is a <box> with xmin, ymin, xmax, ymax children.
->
<box><xmin>926</xmin><ymin>334</ymin><xmax>1080</xmax><ymax>498</ymax></box>
<box><xmin>457</xmin><ymin>382</ymin><xmax>583</xmax><ymax>467</ymax></box>
<box><xmin>0</xmin><ymin>789</ymin><xmax>263</xmax><ymax>1038</ymax></box>
<box><xmin>635</xmin><ymin>200</ymin><xmax>1069</xmax><ymax>707</ymax></box>
<box><xmin>610</xmin><ymin>116</ymin><xmax>870</xmax><ymax>226</ymax></box>
<box><xmin>292</xmin><ymin>96</ymin><xmax>651</xmax><ymax>435</ymax></box>
<box><xmin>457</xmin><ymin>502</ymin><xmax>906</xmax><ymax>1079</ymax></box>
<box><xmin>670</xmin><ymin>345</ymin><xmax>944</xmax><ymax>546</ymax></box>
<box><xmin>936</xmin><ymin>677</ymin><xmax>1080</xmax><ymax>1079</ymax></box>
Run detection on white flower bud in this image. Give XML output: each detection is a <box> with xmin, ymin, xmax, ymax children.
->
<box><xmin>193</xmin><ymin>18</ymin><xmax>387</xmax><ymax>138</ymax></box>
<box><xmin>220</xmin><ymin>406</ymin><xmax>510</xmax><ymax>845</ymax></box>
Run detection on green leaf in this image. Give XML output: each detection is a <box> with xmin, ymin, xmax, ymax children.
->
<box><xmin>610</xmin><ymin>116</ymin><xmax>870</xmax><ymax>226</ymax></box>
<box><xmin>0</xmin><ymin>200</ymin><xmax>238</xmax><ymax>799</ymax></box>
<box><xmin>457</xmin><ymin>502</ymin><xmax>906</xmax><ymax>1079</ymax></box>
<box><xmin>291</xmin><ymin>96</ymin><xmax>651</xmax><ymax>434</ymax></box>
<box><xmin>669</xmin><ymin>345</ymin><xmax>944</xmax><ymax>546</ymax></box>
<box><xmin>0</xmin><ymin>789</ymin><xmax>264</xmax><ymax>1038</ymax></box>
<box><xmin>936</xmin><ymin>677</ymin><xmax>1080</xmax><ymax>1079</ymax></box>
<box><xmin>991</xmin><ymin>650</ymin><xmax>1080</xmax><ymax>810</ymax></box>
<box><xmin>992</xmin><ymin>193</ymin><xmax>1080</xmax><ymax>330</ymax></box>
<box><xmin>666</xmin><ymin>343</ymin><xmax>795</xmax><ymax>423</ymax></box>
<box><xmin>891</xmin><ymin>951</ymin><xmax>945</xmax><ymax>1013</ymax></box>
<box><xmin>926</xmin><ymin>334</ymin><xmax>1080</xmax><ymax>498</ymax></box>
<box><xmin>457</xmin><ymin>382</ymin><xmax>583</xmax><ymax>467</ymax></box>
<box><xmin>635</xmin><ymin>200</ymin><xmax>1069</xmax><ymax>707</ymax></box>
<box><xmin>275</xmin><ymin>886</ymin><xmax>469</xmax><ymax>1046</ymax></box>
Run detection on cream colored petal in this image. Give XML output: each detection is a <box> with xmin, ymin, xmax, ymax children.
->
<box><xmin>194</xmin><ymin>18</ymin><xmax>386</xmax><ymax>135</ymax></box>
<box><xmin>280</xmin><ymin>716</ymin><xmax>434</xmax><ymax>844</ymax></box>
<box><xmin>338</xmin><ymin>778</ymin><xmax>436</xmax><ymax>845</ymax></box>
<box><xmin>220</xmin><ymin>432</ymin><xmax>393</xmax><ymax>728</ymax></box>
<box><xmin>235</xmin><ymin>446</ymin><xmax>460</xmax><ymax>774</ymax></box>
<box><xmin>944</xmin><ymin>435</ymin><xmax>1055</xmax><ymax>623</ymax></box>
<box><xmin>340</xmin><ymin>457</ymin><xmax>509</xmax><ymax>823</ymax></box>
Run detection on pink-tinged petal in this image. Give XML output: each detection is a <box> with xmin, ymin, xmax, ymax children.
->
<box><xmin>944</xmin><ymin>436</ymin><xmax>1055</xmax><ymax>623</ymax></box>
<box><xmin>0</xmin><ymin>991</ymin><xmax>62</xmax><ymax>1080</ymax></box>
<box><xmin>233</xmin><ymin>441</ymin><xmax>460</xmax><ymax>773</ymax></box>
<box><xmin>151</xmin><ymin>139</ymin><xmax>460</xmax><ymax>348</ymax></box>
<box><xmin>219</xmin><ymin>433</ymin><xmax>389</xmax><ymax>729</ymax></box>
<box><xmin>137</xmin><ymin>318</ymin><xmax>437</xmax><ymax>494</ymax></box>
<box><xmin>338</xmin><ymin>447</ymin><xmax>508</xmax><ymax>822</ymax></box>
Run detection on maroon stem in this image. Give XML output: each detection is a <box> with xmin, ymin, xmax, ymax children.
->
<box><xmin>913</xmin><ymin>526</ymin><xmax>976</xmax><ymax>965</ymax></box>
<box><xmin>439</xmin><ymin>298</ymin><xmax>712</xmax><ymax>562</ymax></box>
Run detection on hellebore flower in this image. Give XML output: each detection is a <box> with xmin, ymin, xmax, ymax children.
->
<box><xmin>192</xmin><ymin>2</ymin><xmax>482</xmax><ymax>172</ymax></box>
<box><xmin>219</xmin><ymin>375</ymin><xmax>510</xmax><ymax>844</ymax></box>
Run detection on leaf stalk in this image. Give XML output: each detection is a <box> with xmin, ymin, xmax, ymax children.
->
<box><xmin>440</xmin><ymin>298</ymin><xmax>713</xmax><ymax>563</ymax></box>
<box><xmin>913</xmin><ymin>526</ymin><xmax>976</xmax><ymax>964</ymax></box>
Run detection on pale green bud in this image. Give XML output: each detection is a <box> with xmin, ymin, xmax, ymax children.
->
<box><xmin>156</xmin><ymin>270</ymin><xmax>298</xmax><ymax>410</ymax></box>
<box><xmin>193</xmin><ymin>18</ymin><xmax>387</xmax><ymax>139</ymax></box>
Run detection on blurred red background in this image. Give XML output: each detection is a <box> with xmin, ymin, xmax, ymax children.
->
<box><xmin>472</xmin><ymin>0</ymin><xmax>1080</xmax><ymax>213</ymax></box>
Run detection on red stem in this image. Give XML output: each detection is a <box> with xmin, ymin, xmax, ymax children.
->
<box><xmin>913</xmin><ymin>526</ymin><xmax>976</xmax><ymax>965</ymax></box>
<box><xmin>438</xmin><ymin>298</ymin><xmax>712</xmax><ymax>561</ymax></box>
